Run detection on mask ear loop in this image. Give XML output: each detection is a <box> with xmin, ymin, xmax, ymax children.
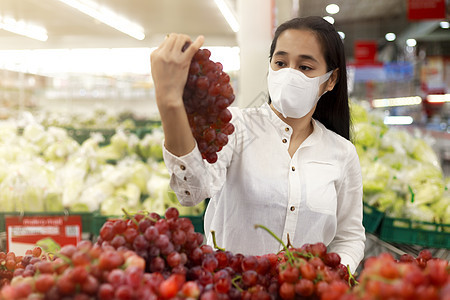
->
<box><xmin>319</xmin><ymin>70</ymin><xmax>334</xmax><ymax>85</ymax></box>
<box><xmin>318</xmin><ymin>70</ymin><xmax>334</xmax><ymax>97</ymax></box>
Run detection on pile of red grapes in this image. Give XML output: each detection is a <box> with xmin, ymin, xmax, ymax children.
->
<box><xmin>349</xmin><ymin>250</ymin><xmax>449</xmax><ymax>300</ymax></box>
<box><xmin>0</xmin><ymin>247</ymin><xmax>42</xmax><ymax>289</ymax></box>
<box><xmin>182</xmin><ymin>47</ymin><xmax>235</xmax><ymax>164</ymax></box>
<box><xmin>1</xmin><ymin>207</ymin><xmax>449</xmax><ymax>299</ymax></box>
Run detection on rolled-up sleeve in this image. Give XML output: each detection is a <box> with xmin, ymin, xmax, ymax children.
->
<box><xmin>328</xmin><ymin>144</ymin><xmax>366</xmax><ymax>274</ymax></box>
<box><xmin>162</xmin><ymin>143</ymin><xmax>210</xmax><ymax>206</ymax></box>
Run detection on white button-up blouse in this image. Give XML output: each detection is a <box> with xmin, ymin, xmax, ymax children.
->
<box><xmin>162</xmin><ymin>103</ymin><xmax>365</xmax><ymax>272</ymax></box>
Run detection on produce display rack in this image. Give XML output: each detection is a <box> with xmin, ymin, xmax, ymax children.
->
<box><xmin>360</xmin><ymin>201</ymin><xmax>450</xmax><ymax>274</ymax></box>
<box><xmin>362</xmin><ymin>202</ymin><xmax>449</xmax><ymax>249</ymax></box>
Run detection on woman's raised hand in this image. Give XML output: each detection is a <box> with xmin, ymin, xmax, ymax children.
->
<box><xmin>150</xmin><ymin>34</ymin><xmax>204</xmax><ymax>109</ymax></box>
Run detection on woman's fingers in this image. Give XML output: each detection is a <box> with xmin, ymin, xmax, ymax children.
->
<box><xmin>163</xmin><ymin>33</ymin><xmax>179</xmax><ymax>52</ymax></box>
<box><xmin>172</xmin><ymin>34</ymin><xmax>193</xmax><ymax>54</ymax></box>
<box><xmin>184</xmin><ymin>35</ymin><xmax>204</xmax><ymax>58</ymax></box>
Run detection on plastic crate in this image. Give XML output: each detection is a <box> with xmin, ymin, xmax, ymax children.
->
<box><xmin>362</xmin><ymin>203</ymin><xmax>384</xmax><ymax>233</ymax></box>
<box><xmin>380</xmin><ymin>216</ymin><xmax>450</xmax><ymax>249</ymax></box>
<box><xmin>0</xmin><ymin>212</ymin><xmax>93</xmax><ymax>233</ymax></box>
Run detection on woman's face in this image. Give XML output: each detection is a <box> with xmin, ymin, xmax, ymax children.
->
<box><xmin>270</xmin><ymin>29</ymin><xmax>328</xmax><ymax>77</ymax></box>
<box><xmin>270</xmin><ymin>28</ymin><xmax>335</xmax><ymax>94</ymax></box>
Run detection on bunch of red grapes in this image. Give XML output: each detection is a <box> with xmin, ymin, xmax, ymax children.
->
<box><xmin>1</xmin><ymin>207</ymin><xmax>449</xmax><ymax>300</ymax></box>
<box><xmin>347</xmin><ymin>250</ymin><xmax>449</xmax><ymax>300</ymax></box>
<box><xmin>182</xmin><ymin>47</ymin><xmax>235</xmax><ymax>164</ymax></box>
<box><xmin>275</xmin><ymin>242</ymin><xmax>355</xmax><ymax>300</ymax></box>
<box><xmin>97</xmin><ymin>207</ymin><xmax>205</xmax><ymax>277</ymax></box>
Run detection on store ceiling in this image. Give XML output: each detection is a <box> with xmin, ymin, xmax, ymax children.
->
<box><xmin>0</xmin><ymin>0</ymin><xmax>448</xmax><ymax>55</ymax></box>
<box><xmin>0</xmin><ymin>0</ymin><xmax>237</xmax><ymax>49</ymax></box>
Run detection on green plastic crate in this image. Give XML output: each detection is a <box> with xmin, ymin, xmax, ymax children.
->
<box><xmin>380</xmin><ymin>216</ymin><xmax>450</xmax><ymax>249</ymax></box>
<box><xmin>0</xmin><ymin>211</ymin><xmax>93</xmax><ymax>234</ymax></box>
<box><xmin>362</xmin><ymin>203</ymin><xmax>384</xmax><ymax>233</ymax></box>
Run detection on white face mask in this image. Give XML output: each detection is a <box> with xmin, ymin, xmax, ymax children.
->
<box><xmin>268</xmin><ymin>64</ymin><xmax>333</xmax><ymax>119</ymax></box>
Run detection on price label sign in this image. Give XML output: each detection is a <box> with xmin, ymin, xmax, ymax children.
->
<box><xmin>5</xmin><ymin>215</ymin><xmax>82</xmax><ymax>255</ymax></box>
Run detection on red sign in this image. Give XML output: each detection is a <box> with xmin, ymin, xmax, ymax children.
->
<box><xmin>354</xmin><ymin>41</ymin><xmax>378</xmax><ymax>65</ymax></box>
<box><xmin>6</xmin><ymin>216</ymin><xmax>82</xmax><ymax>255</ymax></box>
<box><xmin>408</xmin><ymin>0</ymin><xmax>446</xmax><ymax>20</ymax></box>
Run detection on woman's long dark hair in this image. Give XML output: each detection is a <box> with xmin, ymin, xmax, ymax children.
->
<box><xmin>269</xmin><ymin>16</ymin><xmax>350</xmax><ymax>140</ymax></box>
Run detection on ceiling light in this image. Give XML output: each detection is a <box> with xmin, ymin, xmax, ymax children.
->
<box><xmin>440</xmin><ymin>21</ymin><xmax>450</xmax><ymax>29</ymax></box>
<box><xmin>383</xmin><ymin>116</ymin><xmax>413</xmax><ymax>125</ymax></box>
<box><xmin>385</xmin><ymin>33</ymin><xmax>396</xmax><ymax>42</ymax></box>
<box><xmin>406</xmin><ymin>39</ymin><xmax>417</xmax><ymax>47</ymax></box>
<box><xmin>214</xmin><ymin>0</ymin><xmax>239</xmax><ymax>32</ymax></box>
<box><xmin>338</xmin><ymin>31</ymin><xmax>345</xmax><ymax>39</ymax></box>
<box><xmin>326</xmin><ymin>4</ymin><xmax>340</xmax><ymax>15</ymax></box>
<box><xmin>323</xmin><ymin>16</ymin><xmax>335</xmax><ymax>24</ymax></box>
<box><xmin>55</xmin><ymin>0</ymin><xmax>145</xmax><ymax>40</ymax></box>
<box><xmin>372</xmin><ymin>96</ymin><xmax>422</xmax><ymax>108</ymax></box>
<box><xmin>426</xmin><ymin>94</ymin><xmax>450</xmax><ymax>103</ymax></box>
<box><xmin>0</xmin><ymin>17</ymin><xmax>48</xmax><ymax>41</ymax></box>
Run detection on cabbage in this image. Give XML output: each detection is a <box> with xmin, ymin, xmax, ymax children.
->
<box><xmin>361</xmin><ymin>159</ymin><xmax>392</xmax><ymax>194</ymax></box>
<box><xmin>365</xmin><ymin>190</ymin><xmax>398</xmax><ymax>213</ymax></box>
<box><xmin>379</xmin><ymin>129</ymin><xmax>414</xmax><ymax>156</ymax></box>
<box><xmin>350</xmin><ymin>101</ymin><xmax>369</xmax><ymax>124</ymax></box>
<box><xmin>44</xmin><ymin>191</ymin><xmax>64</xmax><ymax>212</ymax></box>
<box><xmin>411</xmin><ymin>139</ymin><xmax>440</xmax><ymax>167</ymax></box>
<box><xmin>353</xmin><ymin>123</ymin><xmax>382</xmax><ymax>149</ymax></box>
<box><xmin>22</xmin><ymin>123</ymin><xmax>52</xmax><ymax>151</ymax></box>
<box><xmin>115</xmin><ymin>182</ymin><xmax>141</xmax><ymax>211</ymax></box>
<box><xmin>130</xmin><ymin>161</ymin><xmax>152</xmax><ymax>194</ymax></box>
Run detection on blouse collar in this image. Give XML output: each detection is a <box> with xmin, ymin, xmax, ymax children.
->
<box><xmin>260</xmin><ymin>102</ymin><xmax>324</xmax><ymax>147</ymax></box>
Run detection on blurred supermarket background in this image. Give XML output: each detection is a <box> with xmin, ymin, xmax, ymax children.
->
<box><xmin>0</xmin><ymin>0</ymin><xmax>449</xmax><ymax>259</ymax></box>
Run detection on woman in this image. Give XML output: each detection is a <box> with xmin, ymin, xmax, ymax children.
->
<box><xmin>150</xmin><ymin>16</ymin><xmax>365</xmax><ymax>273</ymax></box>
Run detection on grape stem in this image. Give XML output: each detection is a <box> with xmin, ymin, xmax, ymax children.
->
<box><xmin>254</xmin><ymin>224</ymin><xmax>295</xmax><ymax>265</ymax></box>
<box><xmin>347</xmin><ymin>265</ymin><xmax>358</xmax><ymax>286</ymax></box>
<box><xmin>137</xmin><ymin>210</ymin><xmax>158</xmax><ymax>223</ymax></box>
<box><xmin>53</xmin><ymin>253</ymin><xmax>72</xmax><ymax>266</ymax></box>
<box><xmin>286</xmin><ymin>233</ymin><xmax>293</xmax><ymax>249</ymax></box>
<box><xmin>210</xmin><ymin>230</ymin><xmax>225</xmax><ymax>251</ymax></box>
<box><xmin>231</xmin><ymin>275</ymin><xmax>243</xmax><ymax>292</ymax></box>
<box><xmin>291</xmin><ymin>250</ymin><xmax>313</xmax><ymax>259</ymax></box>
<box><xmin>122</xmin><ymin>208</ymin><xmax>139</xmax><ymax>227</ymax></box>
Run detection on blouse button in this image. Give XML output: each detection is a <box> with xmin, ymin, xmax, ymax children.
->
<box><xmin>185</xmin><ymin>190</ymin><xmax>191</xmax><ymax>195</ymax></box>
<box><xmin>290</xmin><ymin>206</ymin><xmax>295</xmax><ymax>212</ymax></box>
<box><xmin>285</xmin><ymin>127</ymin><xmax>289</xmax><ymax>132</ymax></box>
<box><xmin>291</xmin><ymin>166</ymin><xmax>295</xmax><ymax>171</ymax></box>
<box><xmin>282</xmin><ymin>138</ymin><xmax>287</xmax><ymax>143</ymax></box>
<box><xmin>183</xmin><ymin>176</ymin><xmax>187</xmax><ymax>181</ymax></box>
<box><xmin>180</xmin><ymin>165</ymin><xmax>186</xmax><ymax>170</ymax></box>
